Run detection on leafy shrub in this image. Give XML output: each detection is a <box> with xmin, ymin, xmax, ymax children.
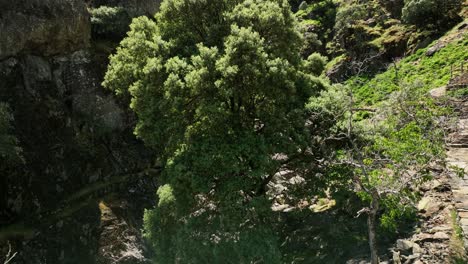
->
<box><xmin>305</xmin><ymin>52</ymin><xmax>328</xmax><ymax>76</ymax></box>
<box><xmin>89</xmin><ymin>6</ymin><xmax>131</xmax><ymax>39</ymax></box>
<box><xmin>334</xmin><ymin>4</ymin><xmax>367</xmax><ymax>36</ymax></box>
<box><xmin>300</xmin><ymin>25</ymin><xmax>323</xmax><ymax>57</ymax></box>
<box><xmin>296</xmin><ymin>1</ymin><xmax>337</xmax><ymax>56</ymax></box>
<box><xmin>332</xmin><ymin>3</ymin><xmax>367</xmax><ymax>51</ymax></box>
<box><xmin>402</xmin><ymin>0</ymin><xmax>462</xmax><ymax>29</ymax></box>
<box><xmin>378</xmin><ymin>0</ymin><xmax>405</xmax><ymax>18</ymax></box>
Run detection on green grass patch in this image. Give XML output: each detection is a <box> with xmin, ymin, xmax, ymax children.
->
<box><xmin>349</xmin><ymin>35</ymin><xmax>468</xmax><ymax>106</ymax></box>
<box><xmin>448</xmin><ymin>86</ymin><xmax>468</xmax><ymax>98</ymax></box>
<box><xmin>295</xmin><ymin>1</ymin><xmax>334</xmax><ymax>19</ymax></box>
<box><xmin>451</xmin><ymin>210</ymin><xmax>464</xmax><ymax>239</ymax></box>
<box><xmin>449</xmin><ymin>210</ymin><xmax>467</xmax><ymax>262</ymax></box>
<box><xmin>299</xmin><ymin>19</ymin><xmax>321</xmax><ymax>27</ymax></box>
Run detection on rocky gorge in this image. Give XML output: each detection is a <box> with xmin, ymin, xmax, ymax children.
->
<box><xmin>0</xmin><ymin>0</ymin><xmax>467</xmax><ymax>263</ymax></box>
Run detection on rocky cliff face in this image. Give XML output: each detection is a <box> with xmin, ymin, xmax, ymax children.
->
<box><xmin>0</xmin><ymin>0</ymin><xmax>91</xmax><ymax>60</ymax></box>
<box><xmin>0</xmin><ymin>0</ymin><xmax>158</xmax><ymax>263</ymax></box>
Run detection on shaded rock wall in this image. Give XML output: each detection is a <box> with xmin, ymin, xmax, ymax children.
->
<box><xmin>0</xmin><ymin>48</ymin><xmax>153</xmax><ymax>264</ymax></box>
<box><xmin>0</xmin><ymin>0</ymin><xmax>91</xmax><ymax>60</ymax></box>
<box><xmin>0</xmin><ymin>0</ymin><xmax>156</xmax><ymax>263</ymax></box>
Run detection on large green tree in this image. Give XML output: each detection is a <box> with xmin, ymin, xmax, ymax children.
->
<box><xmin>103</xmin><ymin>0</ymin><xmax>323</xmax><ymax>262</ymax></box>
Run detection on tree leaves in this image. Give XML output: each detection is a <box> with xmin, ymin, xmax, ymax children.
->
<box><xmin>103</xmin><ymin>0</ymin><xmax>320</xmax><ymax>262</ymax></box>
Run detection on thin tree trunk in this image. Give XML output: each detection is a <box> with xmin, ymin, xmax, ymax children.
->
<box><xmin>368</xmin><ymin>196</ymin><xmax>379</xmax><ymax>264</ymax></box>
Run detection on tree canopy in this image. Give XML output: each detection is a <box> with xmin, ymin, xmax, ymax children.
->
<box><xmin>103</xmin><ymin>0</ymin><xmax>324</xmax><ymax>262</ymax></box>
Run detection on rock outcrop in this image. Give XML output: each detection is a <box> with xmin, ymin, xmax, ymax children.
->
<box><xmin>389</xmin><ymin>176</ymin><xmax>460</xmax><ymax>263</ymax></box>
<box><xmin>0</xmin><ymin>0</ymin><xmax>155</xmax><ymax>263</ymax></box>
<box><xmin>0</xmin><ymin>0</ymin><xmax>91</xmax><ymax>60</ymax></box>
<box><xmin>0</xmin><ymin>46</ymin><xmax>154</xmax><ymax>263</ymax></box>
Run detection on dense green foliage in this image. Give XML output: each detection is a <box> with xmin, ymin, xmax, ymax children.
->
<box><xmin>292</xmin><ymin>0</ymin><xmax>464</xmax><ymax>84</ymax></box>
<box><xmin>332</xmin><ymin>2</ymin><xmax>367</xmax><ymax>51</ymax></box>
<box><xmin>402</xmin><ymin>0</ymin><xmax>462</xmax><ymax>28</ymax></box>
<box><xmin>1</xmin><ymin>0</ymin><xmax>466</xmax><ymax>262</ymax></box>
<box><xmin>104</xmin><ymin>0</ymin><xmax>326</xmax><ymax>262</ymax></box>
<box><xmin>308</xmin><ymin>77</ymin><xmax>448</xmax><ymax>263</ymax></box>
<box><xmin>305</xmin><ymin>52</ymin><xmax>328</xmax><ymax>76</ymax></box>
<box><xmin>352</xmin><ymin>36</ymin><xmax>468</xmax><ymax>105</ymax></box>
<box><xmin>295</xmin><ymin>0</ymin><xmax>337</xmax><ymax>55</ymax></box>
<box><xmin>89</xmin><ymin>6</ymin><xmax>131</xmax><ymax>39</ymax></box>
<box><xmin>102</xmin><ymin>0</ymin><xmax>465</xmax><ymax>262</ymax></box>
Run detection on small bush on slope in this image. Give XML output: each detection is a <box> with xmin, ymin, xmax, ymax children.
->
<box><xmin>402</xmin><ymin>0</ymin><xmax>462</xmax><ymax>29</ymax></box>
<box><xmin>89</xmin><ymin>6</ymin><xmax>131</xmax><ymax>39</ymax></box>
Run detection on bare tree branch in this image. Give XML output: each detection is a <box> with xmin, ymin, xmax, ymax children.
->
<box><xmin>3</xmin><ymin>241</ymin><xmax>17</xmax><ymax>264</ymax></box>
